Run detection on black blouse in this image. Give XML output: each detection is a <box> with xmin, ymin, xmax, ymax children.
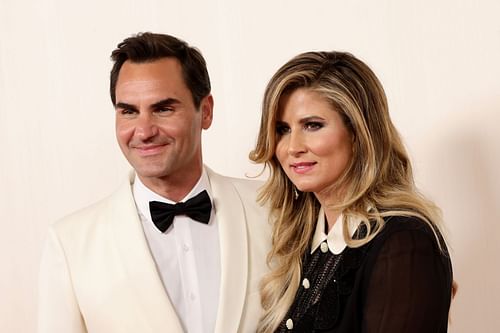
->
<box><xmin>276</xmin><ymin>216</ymin><xmax>453</xmax><ymax>333</ymax></box>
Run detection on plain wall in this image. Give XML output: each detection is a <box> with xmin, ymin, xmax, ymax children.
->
<box><xmin>1</xmin><ymin>0</ymin><xmax>499</xmax><ymax>332</ymax></box>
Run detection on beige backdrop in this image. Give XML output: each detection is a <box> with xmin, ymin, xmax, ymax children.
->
<box><xmin>1</xmin><ymin>0</ymin><xmax>499</xmax><ymax>332</ymax></box>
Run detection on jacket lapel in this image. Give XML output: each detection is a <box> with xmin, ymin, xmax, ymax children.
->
<box><xmin>207</xmin><ymin>168</ymin><xmax>249</xmax><ymax>333</ymax></box>
<box><xmin>108</xmin><ymin>172</ymin><xmax>184</xmax><ymax>332</ymax></box>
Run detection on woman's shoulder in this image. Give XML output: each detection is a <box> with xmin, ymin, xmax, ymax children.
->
<box><xmin>369</xmin><ymin>215</ymin><xmax>448</xmax><ymax>257</ymax></box>
<box><xmin>381</xmin><ymin>214</ymin><xmax>436</xmax><ymax>234</ymax></box>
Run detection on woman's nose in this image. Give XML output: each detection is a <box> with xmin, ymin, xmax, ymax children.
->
<box><xmin>287</xmin><ymin>130</ymin><xmax>306</xmax><ymax>156</ymax></box>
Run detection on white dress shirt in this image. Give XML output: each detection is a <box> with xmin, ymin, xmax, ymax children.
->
<box><xmin>133</xmin><ymin>169</ymin><xmax>220</xmax><ymax>333</ymax></box>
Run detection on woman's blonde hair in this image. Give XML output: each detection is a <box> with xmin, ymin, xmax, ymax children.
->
<box><xmin>250</xmin><ymin>51</ymin><xmax>445</xmax><ymax>332</ymax></box>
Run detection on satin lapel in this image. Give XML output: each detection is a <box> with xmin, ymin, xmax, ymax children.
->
<box><xmin>108</xmin><ymin>173</ymin><xmax>184</xmax><ymax>332</ymax></box>
<box><xmin>207</xmin><ymin>169</ymin><xmax>248</xmax><ymax>333</ymax></box>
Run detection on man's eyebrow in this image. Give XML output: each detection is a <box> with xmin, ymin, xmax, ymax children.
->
<box><xmin>115</xmin><ymin>102</ymin><xmax>137</xmax><ymax>111</ymax></box>
<box><xmin>115</xmin><ymin>98</ymin><xmax>181</xmax><ymax>111</ymax></box>
<box><xmin>151</xmin><ymin>98</ymin><xmax>181</xmax><ymax>109</ymax></box>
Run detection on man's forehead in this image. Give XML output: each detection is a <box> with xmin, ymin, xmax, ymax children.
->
<box><xmin>115</xmin><ymin>80</ymin><xmax>180</xmax><ymax>104</ymax></box>
<box><xmin>117</xmin><ymin>59</ymin><xmax>185</xmax><ymax>88</ymax></box>
<box><xmin>120</xmin><ymin>57</ymin><xmax>182</xmax><ymax>74</ymax></box>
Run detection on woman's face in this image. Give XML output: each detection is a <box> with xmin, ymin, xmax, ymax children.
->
<box><xmin>275</xmin><ymin>88</ymin><xmax>353</xmax><ymax>199</ymax></box>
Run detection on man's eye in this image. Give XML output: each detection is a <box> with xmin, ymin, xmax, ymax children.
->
<box><xmin>120</xmin><ymin>109</ymin><xmax>136</xmax><ymax>115</ymax></box>
<box><xmin>276</xmin><ymin>124</ymin><xmax>290</xmax><ymax>135</ymax></box>
<box><xmin>304</xmin><ymin>121</ymin><xmax>323</xmax><ymax>130</ymax></box>
<box><xmin>157</xmin><ymin>107</ymin><xmax>173</xmax><ymax>113</ymax></box>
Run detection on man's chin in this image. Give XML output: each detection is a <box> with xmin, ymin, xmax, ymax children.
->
<box><xmin>133</xmin><ymin>166</ymin><xmax>171</xmax><ymax>180</ymax></box>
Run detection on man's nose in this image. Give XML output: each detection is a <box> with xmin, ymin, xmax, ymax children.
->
<box><xmin>135</xmin><ymin>113</ymin><xmax>158</xmax><ymax>140</ymax></box>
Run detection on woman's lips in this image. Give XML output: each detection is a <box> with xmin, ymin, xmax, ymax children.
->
<box><xmin>291</xmin><ymin>162</ymin><xmax>316</xmax><ymax>174</ymax></box>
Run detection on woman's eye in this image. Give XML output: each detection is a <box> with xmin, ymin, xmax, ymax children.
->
<box><xmin>276</xmin><ymin>124</ymin><xmax>290</xmax><ymax>135</ymax></box>
<box><xmin>304</xmin><ymin>121</ymin><xmax>323</xmax><ymax>130</ymax></box>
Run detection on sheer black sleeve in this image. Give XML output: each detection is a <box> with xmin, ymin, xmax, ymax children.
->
<box><xmin>362</xmin><ymin>224</ymin><xmax>453</xmax><ymax>333</ymax></box>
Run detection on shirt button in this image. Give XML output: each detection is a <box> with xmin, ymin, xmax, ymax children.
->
<box><xmin>286</xmin><ymin>318</ymin><xmax>294</xmax><ymax>330</ymax></box>
<box><xmin>183</xmin><ymin>244</ymin><xmax>190</xmax><ymax>252</ymax></box>
<box><xmin>302</xmin><ymin>278</ymin><xmax>310</xmax><ymax>289</ymax></box>
<box><xmin>320</xmin><ymin>242</ymin><xmax>329</xmax><ymax>253</ymax></box>
<box><xmin>190</xmin><ymin>293</ymin><xmax>196</xmax><ymax>301</ymax></box>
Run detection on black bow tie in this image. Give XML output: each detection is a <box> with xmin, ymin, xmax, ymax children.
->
<box><xmin>149</xmin><ymin>190</ymin><xmax>212</xmax><ymax>233</ymax></box>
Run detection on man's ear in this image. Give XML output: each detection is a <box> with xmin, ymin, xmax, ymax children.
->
<box><xmin>200</xmin><ymin>94</ymin><xmax>214</xmax><ymax>129</ymax></box>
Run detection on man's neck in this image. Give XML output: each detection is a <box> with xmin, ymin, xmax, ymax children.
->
<box><xmin>138</xmin><ymin>169</ymin><xmax>203</xmax><ymax>202</ymax></box>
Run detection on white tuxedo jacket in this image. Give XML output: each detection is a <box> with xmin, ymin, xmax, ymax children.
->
<box><xmin>38</xmin><ymin>168</ymin><xmax>272</xmax><ymax>333</ymax></box>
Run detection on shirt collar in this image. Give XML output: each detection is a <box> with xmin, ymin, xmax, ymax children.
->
<box><xmin>310</xmin><ymin>207</ymin><xmax>361</xmax><ymax>255</ymax></box>
<box><xmin>132</xmin><ymin>169</ymin><xmax>212</xmax><ymax>226</ymax></box>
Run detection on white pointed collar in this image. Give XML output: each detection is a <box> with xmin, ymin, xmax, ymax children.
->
<box><xmin>132</xmin><ymin>168</ymin><xmax>212</xmax><ymax>232</ymax></box>
<box><xmin>310</xmin><ymin>208</ymin><xmax>361</xmax><ymax>255</ymax></box>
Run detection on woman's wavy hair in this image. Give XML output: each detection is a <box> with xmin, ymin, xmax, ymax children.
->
<box><xmin>250</xmin><ymin>51</ymin><xmax>445</xmax><ymax>332</ymax></box>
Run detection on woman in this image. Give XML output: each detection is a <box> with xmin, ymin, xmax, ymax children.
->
<box><xmin>250</xmin><ymin>51</ymin><xmax>453</xmax><ymax>332</ymax></box>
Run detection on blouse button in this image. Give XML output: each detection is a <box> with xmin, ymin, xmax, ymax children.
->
<box><xmin>320</xmin><ymin>241</ymin><xmax>329</xmax><ymax>253</ymax></box>
<box><xmin>302</xmin><ymin>278</ymin><xmax>310</xmax><ymax>289</ymax></box>
<box><xmin>286</xmin><ymin>318</ymin><xmax>294</xmax><ymax>330</ymax></box>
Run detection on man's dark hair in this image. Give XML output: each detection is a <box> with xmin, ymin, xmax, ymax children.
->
<box><xmin>110</xmin><ymin>32</ymin><xmax>211</xmax><ymax>108</ymax></box>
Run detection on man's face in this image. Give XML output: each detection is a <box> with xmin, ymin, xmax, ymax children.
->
<box><xmin>114</xmin><ymin>58</ymin><xmax>213</xmax><ymax>189</ymax></box>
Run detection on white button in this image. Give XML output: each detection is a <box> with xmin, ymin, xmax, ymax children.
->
<box><xmin>183</xmin><ymin>244</ymin><xmax>190</xmax><ymax>252</ymax></box>
<box><xmin>286</xmin><ymin>318</ymin><xmax>293</xmax><ymax>329</ymax></box>
<box><xmin>302</xmin><ymin>278</ymin><xmax>310</xmax><ymax>289</ymax></box>
<box><xmin>190</xmin><ymin>293</ymin><xmax>196</xmax><ymax>301</ymax></box>
<box><xmin>320</xmin><ymin>242</ymin><xmax>329</xmax><ymax>253</ymax></box>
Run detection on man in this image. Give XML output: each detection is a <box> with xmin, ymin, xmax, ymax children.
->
<box><xmin>38</xmin><ymin>32</ymin><xmax>271</xmax><ymax>333</ymax></box>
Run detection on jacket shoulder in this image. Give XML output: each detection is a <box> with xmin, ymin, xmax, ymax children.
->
<box><xmin>206</xmin><ymin>167</ymin><xmax>265</xmax><ymax>198</ymax></box>
<box><xmin>226</xmin><ymin>176</ymin><xmax>265</xmax><ymax>193</ymax></box>
<box><xmin>53</xmin><ymin>196</ymin><xmax>110</xmax><ymax>230</ymax></box>
<box><xmin>51</xmin><ymin>177</ymin><xmax>134</xmax><ymax>236</ymax></box>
